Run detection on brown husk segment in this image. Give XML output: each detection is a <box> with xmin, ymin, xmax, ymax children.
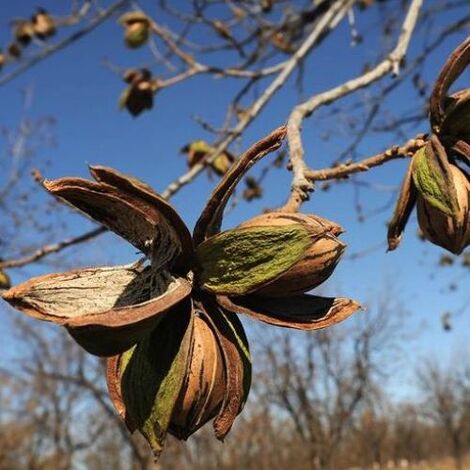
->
<box><xmin>217</xmin><ymin>294</ymin><xmax>361</xmax><ymax>331</ymax></box>
<box><xmin>387</xmin><ymin>162</ymin><xmax>418</xmax><ymax>251</ymax></box>
<box><xmin>119</xmin><ymin>303</ymin><xmax>194</xmax><ymax>459</ymax></box>
<box><xmin>448</xmin><ymin>139</ymin><xmax>470</xmax><ymax>165</ymax></box>
<box><xmin>430</xmin><ymin>37</ymin><xmax>470</xmax><ymax>129</ymax></box>
<box><xmin>169</xmin><ymin>308</ymin><xmax>226</xmax><ymax>440</ymax></box>
<box><xmin>89</xmin><ymin>166</ymin><xmax>194</xmax><ymax>272</ymax></box>
<box><xmin>43</xmin><ymin>176</ymin><xmax>187</xmax><ymax>270</ymax></box>
<box><xmin>239</xmin><ymin>212</ymin><xmax>344</xmax><ymax>235</ymax></box>
<box><xmin>254</xmin><ymin>235</ymin><xmax>345</xmax><ymax>296</ymax></box>
<box><xmin>106</xmin><ymin>355</ymin><xmax>130</xmax><ymax>425</ymax></box>
<box><xmin>1</xmin><ymin>264</ymin><xmax>191</xmax><ymax>356</ymax></box>
<box><xmin>208</xmin><ymin>304</ymin><xmax>251</xmax><ymax>440</ymax></box>
<box><xmin>193</xmin><ymin>126</ymin><xmax>287</xmax><ymax>245</ymax></box>
<box><xmin>441</xmin><ymin>89</ymin><xmax>470</xmax><ymax>136</ymax></box>
<box><xmin>105</xmin><ymin>303</ymin><xmax>191</xmax><ymax>435</ymax></box>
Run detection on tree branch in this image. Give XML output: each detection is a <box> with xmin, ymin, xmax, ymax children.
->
<box><xmin>0</xmin><ymin>226</ymin><xmax>106</xmax><ymax>269</ymax></box>
<box><xmin>304</xmin><ymin>134</ymin><xmax>426</xmax><ymax>182</ymax></box>
<box><xmin>284</xmin><ymin>0</ymin><xmax>423</xmax><ymax>212</ymax></box>
<box><xmin>0</xmin><ymin>0</ymin><xmax>130</xmax><ymax>87</ymax></box>
<box><xmin>0</xmin><ymin>1</ymin><xmax>357</xmax><ymax>271</ymax></box>
<box><xmin>161</xmin><ymin>0</ymin><xmax>354</xmax><ymax>199</ymax></box>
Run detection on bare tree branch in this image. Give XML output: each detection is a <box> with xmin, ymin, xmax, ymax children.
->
<box><xmin>0</xmin><ymin>226</ymin><xmax>106</xmax><ymax>269</ymax></box>
<box><xmin>284</xmin><ymin>0</ymin><xmax>423</xmax><ymax>212</ymax></box>
<box><xmin>161</xmin><ymin>0</ymin><xmax>354</xmax><ymax>199</ymax></box>
<box><xmin>0</xmin><ymin>0</ymin><xmax>130</xmax><ymax>88</ymax></box>
<box><xmin>304</xmin><ymin>133</ymin><xmax>426</xmax><ymax>182</ymax></box>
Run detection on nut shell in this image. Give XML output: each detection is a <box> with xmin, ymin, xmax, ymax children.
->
<box><xmin>417</xmin><ymin>165</ymin><xmax>470</xmax><ymax>254</ymax></box>
<box><xmin>239</xmin><ymin>212</ymin><xmax>345</xmax><ymax>296</ymax></box>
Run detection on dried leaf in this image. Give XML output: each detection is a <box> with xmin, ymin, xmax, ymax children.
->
<box><xmin>14</xmin><ymin>21</ymin><xmax>35</xmax><ymax>46</ymax></box>
<box><xmin>211</xmin><ymin>153</ymin><xmax>234</xmax><ymax>176</ymax></box>
<box><xmin>181</xmin><ymin>141</ymin><xmax>234</xmax><ymax>175</ymax></box>
<box><xmin>242</xmin><ymin>177</ymin><xmax>263</xmax><ymax>201</ymax></box>
<box><xmin>32</xmin><ymin>9</ymin><xmax>56</xmax><ymax>39</ymax></box>
<box><xmin>7</xmin><ymin>43</ymin><xmax>22</xmax><ymax>59</ymax></box>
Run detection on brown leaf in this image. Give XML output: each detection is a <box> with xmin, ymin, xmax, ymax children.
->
<box><xmin>32</xmin><ymin>8</ymin><xmax>56</xmax><ymax>39</ymax></box>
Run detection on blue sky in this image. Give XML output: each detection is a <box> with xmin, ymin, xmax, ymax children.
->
<box><xmin>0</xmin><ymin>1</ymin><xmax>468</xmax><ymax>398</ymax></box>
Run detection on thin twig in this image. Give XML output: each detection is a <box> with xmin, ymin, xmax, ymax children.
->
<box><xmin>0</xmin><ymin>0</ymin><xmax>130</xmax><ymax>87</ymax></box>
<box><xmin>1</xmin><ymin>1</ymin><xmax>352</xmax><ymax>271</ymax></box>
<box><xmin>304</xmin><ymin>134</ymin><xmax>426</xmax><ymax>182</ymax></box>
<box><xmin>284</xmin><ymin>0</ymin><xmax>423</xmax><ymax>212</ymax></box>
<box><xmin>0</xmin><ymin>227</ymin><xmax>106</xmax><ymax>269</ymax></box>
<box><xmin>162</xmin><ymin>0</ymin><xmax>353</xmax><ymax>199</ymax></box>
